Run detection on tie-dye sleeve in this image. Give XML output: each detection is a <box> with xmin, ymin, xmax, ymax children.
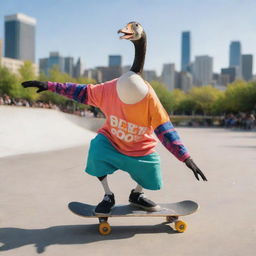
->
<box><xmin>47</xmin><ymin>82</ymin><xmax>89</xmax><ymax>104</ymax></box>
<box><xmin>149</xmin><ymin>91</ymin><xmax>190</xmax><ymax>162</ymax></box>
<box><xmin>47</xmin><ymin>81</ymin><xmax>105</xmax><ymax>108</ymax></box>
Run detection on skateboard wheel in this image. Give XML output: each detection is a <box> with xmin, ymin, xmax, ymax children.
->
<box><xmin>175</xmin><ymin>220</ymin><xmax>187</xmax><ymax>233</ymax></box>
<box><xmin>99</xmin><ymin>222</ymin><xmax>111</xmax><ymax>235</ymax></box>
<box><xmin>166</xmin><ymin>216</ymin><xmax>178</xmax><ymax>223</ymax></box>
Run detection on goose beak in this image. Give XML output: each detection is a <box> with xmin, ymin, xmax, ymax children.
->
<box><xmin>118</xmin><ymin>24</ymin><xmax>134</xmax><ymax>39</ymax></box>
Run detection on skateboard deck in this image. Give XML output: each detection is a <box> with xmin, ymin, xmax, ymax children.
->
<box><xmin>68</xmin><ymin>200</ymin><xmax>198</xmax><ymax>217</ymax></box>
<box><xmin>68</xmin><ymin>200</ymin><xmax>199</xmax><ymax>235</ymax></box>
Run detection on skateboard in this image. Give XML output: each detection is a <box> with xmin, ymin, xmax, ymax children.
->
<box><xmin>68</xmin><ymin>200</ymin><xmax>199</xmax><ymax>235</ymax></box>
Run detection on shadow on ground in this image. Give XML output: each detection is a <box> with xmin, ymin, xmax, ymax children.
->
<box><xmin>0</xmin><ymin>223</ymin><xmax>176</xmax><ymax>254</ymax></box>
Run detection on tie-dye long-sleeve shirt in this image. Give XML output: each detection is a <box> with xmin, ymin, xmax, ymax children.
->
<box><xmin>47</xmin><ymin>79</ymin><xmax>190</xmax><ymax>161</ymax></box>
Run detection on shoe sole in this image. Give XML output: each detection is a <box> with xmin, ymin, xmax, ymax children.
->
<box><xmin>94</xmin><ymin>211</ymin><xmax>111</xmax><ymax>217</ymax></box>
<box><xmin>129</xmin><ymin>202</ymin><xmax>161</xmax><ymax>212</ymax></box>
<box><xmin>94</xmin><ymin>206</ymin><xmax>114</xmax><ymax>216</ymax></box>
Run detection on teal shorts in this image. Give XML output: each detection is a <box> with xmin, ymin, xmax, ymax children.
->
<box><xmin>85</xmin><ymin>133</ymin><xmax>163</xmax><ymax>190</ymax></box>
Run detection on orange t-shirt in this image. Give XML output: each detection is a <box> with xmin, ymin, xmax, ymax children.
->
<box><xmin>86</xmin><ymin>79</ymin><xmax>170</xmax><ymax>156</ymax></box>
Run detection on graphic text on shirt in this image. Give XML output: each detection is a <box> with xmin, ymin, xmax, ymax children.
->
<box><xmin>110</xmin><ymin>115</ymin><xmax>148</xmax><ymax>142</ymax></box>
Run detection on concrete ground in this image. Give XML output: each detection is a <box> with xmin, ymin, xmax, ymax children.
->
<box><xmin>0</xmin><ymin>107</ymin><xmax>256</xmax><ymax>256</ymax></box>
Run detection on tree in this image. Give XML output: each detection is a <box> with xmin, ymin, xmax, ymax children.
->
<box><xmin>19</xmin><ymin>61</ymin><xmax>37</xmax><ymax>81</ymax></box>
<box><xmin>75</xmin><ymin>76</ymin><xmax>95</xmax><ymax>85</ymax></box>
<box><xmin>224</xmin><ymin>80</ymin><xmax>256</xmax><ymax>113</ymax></box>
<box><xmin>18</xmin><ymin>61</ymin><xmax>39</xmax><ymax>101</ymax></box>
<box><xmin>211</xmin><ymin>93</ymin><xmax>226</xmax><ymax>115</ymax></box>
<box><xmin>169</xmin><ymin>89</ymin><xmax>187</xmax><ymax>114</ymax></box>
<box><xmin>150</xmin><ymin>81</ymin><xmax>174</xmax><ymax>113</ymax></box>
<box><xmin>0</xmin><ymin>66</ymin><xmax>19</xmax><ymax>97</ymax></box>
<box><xmin>189</xmin><ymin>85</ymin><xmax>224</xmax><ymax>115</ymax></box>
<box><xmin>177</xmin><ymin>96</ymin><xmax>197</xmax><ymax>115</ymax></box>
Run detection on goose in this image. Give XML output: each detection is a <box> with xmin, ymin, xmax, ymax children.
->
<box><xmin>21</xmin><ymin>22</ymin><xmax>207</xmax><ymax>217</ymax></box>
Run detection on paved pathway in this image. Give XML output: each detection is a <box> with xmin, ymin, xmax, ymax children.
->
<box><xmin>0</xmin><ymin>127</ymin><xmax>256</xmax><ymax>256</ymax></box>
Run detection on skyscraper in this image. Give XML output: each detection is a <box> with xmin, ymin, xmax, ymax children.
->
<box><xmin>47</xmin><ymin>52</ymin><xmax>65</xmax><ymax>72</ymax></box>
<box><xmin>161</xmin><ymin>63</ymin><xmax>176</xmax><ymax>91</ymax></box>
<box><xmin>4</xmin><ymin>13</ymin><xmax>36</xmax><ymax>62</ymax></box>
<box><xmin>181</xmin><ymin>31</ymin><xmax>191</xmax><ymax>72</ymax></box>
<box><xmin>73</xmin><ymin>58</ymin><xmax>83</xmax><ymax>78</ymax></box>
<box><xmin>229</xmin><ymin>41</ymin><xmax>241</xmax><ymax>67</ymax></box>
<box><xmin>109</xmin><ymin>55</ymin><xmax>122</xmax><ymax>67</ymax></box>
<box><xmin>39</xmin><ymin>52</ymin><xmax>65</xmax><ymax>74</ymax></box>
<box><xmin>241</xmin><ymin>54</ymin><xmax>253</xmax><ymax>81</ymax></box>
<box><xmin>192</xmin><ymin>55</ymin><xmax>213</xmax><ymax>86</ymax></box>
<box><xmin>64</xmin><ymin>57</ymin><xmax>74</xmax><ymax>76</ymax></box>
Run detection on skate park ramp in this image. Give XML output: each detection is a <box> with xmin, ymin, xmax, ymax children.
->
<box><xmin>0</xmin><ymin>106</ymin><xmax>104</xmax><ymax>158</ymax></box>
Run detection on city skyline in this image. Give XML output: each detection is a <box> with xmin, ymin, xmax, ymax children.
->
<box><xmin>1</xmin><ymin>10</ymin><xmax>254</xmax><ymax>89</ymax></box>
<box><xmin>0</xmin><ymin>0</ymin><xmax>256</xmax><ymax>75</ymax></box>
<box><xmin>2</xmin><ymin>13</ymin><xmax>254</xmax><ymax>82</ymax></box>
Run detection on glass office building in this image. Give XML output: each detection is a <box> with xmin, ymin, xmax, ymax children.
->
<box><xmin>4</xmin><ymin>13</ymin><xmax>36</xmax><ymax>63</ymax></box>
<box><xmin>181</xmin><ymin>31</ymin><xmax>191</xmax><ymax>72</ymax></box>
<box><xmin>229</xmin><ymin>41</ymin><xmax>241</xmax><ymax>67</ymax></box>
<box><xmin>109</xmin><ymin>55</ymin><xmax>122</xmax><ymax>67</ymax></box>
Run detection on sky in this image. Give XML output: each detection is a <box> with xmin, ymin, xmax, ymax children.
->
<box><xmin>0</xmin><ymin>0</ymin><xmax>256</xmax><ymax>75</ymax></box>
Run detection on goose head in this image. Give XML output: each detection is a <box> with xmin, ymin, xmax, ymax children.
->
<box><xmin>118</xmin><ymin>22</ymin><xmax>147</xmax><ymax>75</ymax></box>
<box><xmin>118</xmin><ymin>22</ymin><xmax>145</xmax><ymax>41</ymax></box>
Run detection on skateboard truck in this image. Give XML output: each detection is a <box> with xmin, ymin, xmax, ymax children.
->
<box><xmin>98</xmin><ymin>217</ymin><xmax>111</xmax><ymax>235</ymax></box>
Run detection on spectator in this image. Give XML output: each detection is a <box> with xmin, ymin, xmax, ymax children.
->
<box><xmin>3</xmin><ymin>95</ymin><xmax>12</xmax><ymax>105</ymax></box>
<box><xmin>224</xmin><ymin>113</ymin><xmax>237</xmax><ymax>128</ymax></box>
<box><xmin>245</xmin><ymin>113</ymin><xmax>255</xmax><ymax>130</ymax></box>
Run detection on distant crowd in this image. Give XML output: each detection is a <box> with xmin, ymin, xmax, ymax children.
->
<box><xmin>0</xmin><ymin>94</ymin><xmax>95</xmax><ymax>118</ymax></box>
<box><xmin>223</xmin><ymin>113</ymin><xmax>255</xmax><ymax>130</ymax></box>
<box><xmin>1</xmin><ymin>94</ymin><xmax>255</xmax><ymax>130</ymax></box>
